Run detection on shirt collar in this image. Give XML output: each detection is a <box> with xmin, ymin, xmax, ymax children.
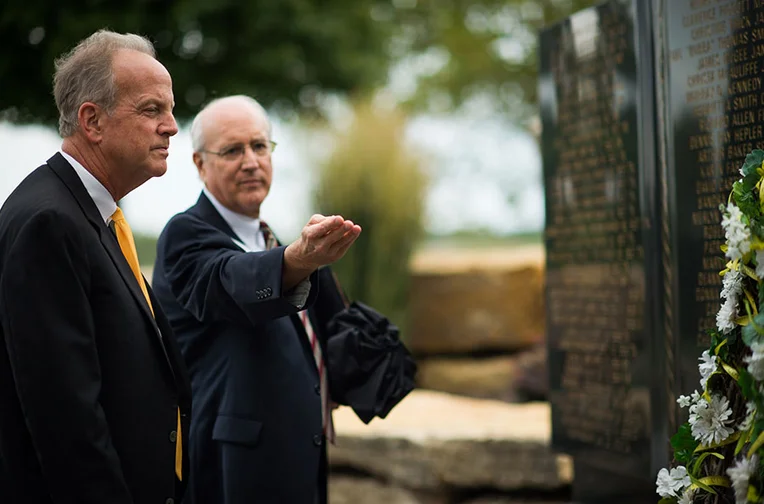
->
<box><xmin>59</xmin><ymin>149</ymin><xmax>117</xmax><ymax>224</ymax></box>
<box><xmin>202</xmin><ymin>186</ymin><xmax>264</xmax><ymax>251</ymax></box>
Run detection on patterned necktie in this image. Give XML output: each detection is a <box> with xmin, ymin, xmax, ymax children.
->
<box><xmin>260</xmin><ymin>221</ymin><xmax>335</xmax><ymax>443</ymax></box>
<box><xmin>110</xmin><ymin>208</ymin><xmax>183</xmax><ymax>481</ymax></box>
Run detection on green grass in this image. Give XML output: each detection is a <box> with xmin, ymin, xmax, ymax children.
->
<box><xmin>421</xmin><ymin>230</ymin><xmax>542</xmax><ymax>249</ymax></box>
<box><xmin>134</xmin><ymin>230</ymin><xmax>545</xmax><ymax>265</ymax></box>
<box><xmin>135</xmin><ymin>233</ymin><xmax>158</xmax><ymax>266</ymax></box>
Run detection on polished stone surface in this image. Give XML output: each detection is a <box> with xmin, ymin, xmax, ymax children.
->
<box><xmin>542</xmin><ymin>0</ymin><xmax>764</xmax><ymax>501</ymax></box>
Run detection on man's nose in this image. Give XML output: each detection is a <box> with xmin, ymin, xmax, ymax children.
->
<box><xmin>241</xmin><ymin>145</ymin><xmax>260</xmax><ymax>167</ymax></box>
<box><xmin>160</xmin><ymin>113</ymin><xmax>179</xmax><ymax>137</ymax></box>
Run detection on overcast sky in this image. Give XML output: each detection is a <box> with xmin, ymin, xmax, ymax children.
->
<box><xmin>0</xmin><ymin>115</ymin><xmax>544</xmax><ymax>241</ymax></box>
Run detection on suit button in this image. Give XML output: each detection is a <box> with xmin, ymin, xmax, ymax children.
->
<box><xmin>169</xmin><ymin>430</ymin><xmax>177</xmax><ymax>443</ymax></box>
<box><xmin>314</xmin><ymin>384</ymin><xmax>321</xmax><ymax>395</ymax></box>
<box><xmin>165</xmin><ymin>499</ymin><xmax>174</xmax><ymax>504</ymax></box>
<box><xmin>313</xmin><ymin>434</ymin><xmax>323</xmax><ymax>446</ymax></box>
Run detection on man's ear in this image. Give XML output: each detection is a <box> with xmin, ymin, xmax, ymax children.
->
<box><xmin>193</xmin><ymin>152</ymin><xmax>205</xmax><ymax>179</ymax></box>
<box><xmin>78</xmin><ymin>102</ymin><xmax>104</xmax><ymax>143</ymax></box>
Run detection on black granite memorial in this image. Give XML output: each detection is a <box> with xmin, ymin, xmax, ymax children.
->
<box><xmin>541</xmin><ymin>1</ymin><xmax>662</xmax><ymax>501</ymax></box>
<box><xmin>540</xmin><ymin>0</ymin><xmax>764</xmax><ymax>502</ymax></box>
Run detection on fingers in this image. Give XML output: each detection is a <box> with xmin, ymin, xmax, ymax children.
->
<box><xmin>305</xmin><ymin>214</ymin><xmax>344</xmax><ymax>237</ymax></box>
<box><xmin>328</xmin><ymin>224</ymin><xmax>361</xmax><ymax>257</ymax></box>
<box><xmin>307</xmin><ymin>214</ymin><xmax>327</xmax><ymax>225</ymax></box>
<box><xmin>319</xmin><ymin>220</ymin><xmax>357</xmax><ymax>246</ymax></box>
<box><xmin>296</xmin><ymin>215</ymin><xmax>362</xmax><ymax>267</ymax></box>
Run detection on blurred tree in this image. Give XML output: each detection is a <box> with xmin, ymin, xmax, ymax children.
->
<box><xmin>314</xmin><ymin>100</ymin><xmax>427</xmax><ymax>332</ymax></box>
<box><xmin>382</xmin><ymin>0</ymin><xmax>599</xmax><ymax>121</ymax></box>
<box><xmin>0</xmin><ymin>0</ymin><xmax>395</xmax><ymax>125</ymax></box>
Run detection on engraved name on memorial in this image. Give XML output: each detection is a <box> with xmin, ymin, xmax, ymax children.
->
<box><xmin>542</xmin><ymin>3</ymin><xmax>649</xmax><ymax>460</ymax></box>
<box><xmin>662</xmin><ymin>0</ymin><xmax>764</xmax><ymax>396</ymax></box>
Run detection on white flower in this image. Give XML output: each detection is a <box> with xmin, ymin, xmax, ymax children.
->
<box><xmin>740</xmin><ymin>401</ymin><xmax>756</xmax><ymax>431</ymax></box>
<box><xmin>656</xmin><ymin>466</ymin><xmax>691</xmax><ymax>498</ymax></box>
<box><xmin>689</xmin><ymin>394</ymin><xmax>735</xmax><ymax>445</ymax></box>
<box><xmin>757</xmin><ymin>250</ymin><xmax>764</xmax><ymax>279</ymax></box>
<box><xmin>678</xmin><ymin>487</ymin><xmax>695</xmax><ymax>504</ymax></box>
<box><xmin>727</xmin><ymin>455</ymin><xmax>758</xmax><ymax>504</ymax></box>
<box><xmin>698</xmin><ymin>350</ymin><xmax>717</xmax><ymax>389</ymax></box>
<box><xmin>716</xmin><ymin>297</ymin><xmax>738</xmax><ymax>334</ymax></box>
<box><xmin>677</xmin><ymin>391</ymin><xmax>702</xmax><ymax>409</ymax></box>
<box><xmin>723</xmin><ymin>203</ymin><xmax>744</xmax><ymax>227</ymax></box>
<box><xmin>722</xmin><ymin>203</ymin><xmax>752</xmax><ymax>260</ymax></box>
<box><xmin>745</xmin><ymin>341</ymin><xmax>764</xmax><ymax>381</ymax></box>
<box><xmin>655</xmin><ymin>468</ymin><xmax>673</xmax><ymax>497</ymax></box>
<box><xmin>721</xmin><ymin>269</ymin><xmax>744</xmax><ymax>302</ymax></box>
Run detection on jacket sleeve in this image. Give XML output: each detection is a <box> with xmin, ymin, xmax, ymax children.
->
<box><xmin>0</xmin><ymin>210</ymin><xmax>134</xmax><ymax>504</ymax></box>
<box><xmin>156</xmin><ymin>213</ymin><xmax>318</xmax><ymax>326</ymax></box>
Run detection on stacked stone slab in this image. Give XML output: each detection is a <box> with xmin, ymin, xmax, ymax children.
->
<box><xmin>328</xmin><ymin>390</ymin><xmax>571</xmax><ymax>504</ymax></box>
<box><xmin>407</xmin><ymin>244</ymin><xmax>546</xmax><ymax>402</ymax></box>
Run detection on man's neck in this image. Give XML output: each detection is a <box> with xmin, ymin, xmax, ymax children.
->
<box><xmin>61</xmin><ymin>136</ymin><xmax>121</xmax><ymax>200</ymax></box>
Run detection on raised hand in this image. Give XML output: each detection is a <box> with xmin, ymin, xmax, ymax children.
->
<box><xmin>282</xmin><ymin>214</ymin><xmax>362</xmax><ymax>289</ymax></box>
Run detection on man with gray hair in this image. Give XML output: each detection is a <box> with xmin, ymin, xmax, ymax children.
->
<box><xmin>0</xmin><ymin>29</ymin><xmax>191</xmax><ymax>503</ymax></box>
<box><xmin>151</xmin><ymin>94</ymin><xmax>361</xmax><ymax>503</ymax></box>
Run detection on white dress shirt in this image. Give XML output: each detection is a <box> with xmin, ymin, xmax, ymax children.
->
<box><xmin>60</xmin><ymin>150</ymin><xmax>116</xmax><ymax>224</ymax></box>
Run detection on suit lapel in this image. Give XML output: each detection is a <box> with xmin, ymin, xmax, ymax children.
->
<box><xmin>289</xmin><ymin>312</ymin><xmax>320</xmax><ymax>378</ymax></box>
<box><xmin>100</xmin><ymin>227</ymin><xmax>163</xmax><ymax>331</ymax></box>
<box><xmin>47</xmin><ymin>153</ymin><xmax>175</xmax><ymax>374</ymax></box>
<box><xmin>149</xmin><ymin>283</ymin><xmax>191</xmax><ymax>401</ymax></box>
<box><xmin>193</xmin><ymin>193</ymin><xmax>241</xmax><ymax>243</ymax></box>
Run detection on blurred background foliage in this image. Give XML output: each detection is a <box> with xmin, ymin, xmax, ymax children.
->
<box><xmin>315</xmin><ymin>100</ymin><xmax>427</xmax><ymax>328</ymax></box>
<box><xmin>3</xmin><ymin>0</ymin><xmax>598</xmax><ymax>328</ymax></box>
<box><xmin>1</xmin><ymin>0</ymin><xmax>394</xmax><ymax>124</ymax></box>
<box><xmin>1</xmin><ymin>0</ymin><xmax>598</xmax><ymax>125</ymax></box>
<box><xmin>381</xmin><ymin>0</ymin><xmax>599</xmax><ymax>122</ymax></box>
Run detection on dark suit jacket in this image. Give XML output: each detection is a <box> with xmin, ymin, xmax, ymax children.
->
<box><xmin>0</xmin><ymin>153</ymin><xmax>192</xmax><ymax>504</ymax></box>
<box><xmin>152</xmin><ymin>193</ymin><xmax>347</xmax><ymax>504</ymax></box>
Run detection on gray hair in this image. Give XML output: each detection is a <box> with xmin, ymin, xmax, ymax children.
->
<box><xmin>53</xmin><ymin>29</ymin><xmax>156</xmax><ymax>137</ymax></box>
<box><xmin>190</xmin><ymin>95</ymin><xmax>272</xmax><ymax>153</ymax></box>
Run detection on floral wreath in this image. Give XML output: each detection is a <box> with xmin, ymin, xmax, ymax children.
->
<box><xmin>657</xmin><ymin>149</ymin><xmax>764</xmax><ymax>504</ymax></box>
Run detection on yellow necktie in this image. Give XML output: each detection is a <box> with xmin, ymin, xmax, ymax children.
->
<box><xmin>110</xmin><ymin>208</ymin><xmax>182</xmax><ymax>481</ymax></box>
<box><xmin>110</xmin><ymin>208</ymin><xmax>153</xmax><ymax>314</ymax></box>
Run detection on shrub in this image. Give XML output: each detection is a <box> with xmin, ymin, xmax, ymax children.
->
<box><xmin>314</xmin><ymin>101</ymin><xmax>428</xmax><ymax>333</ymax></box>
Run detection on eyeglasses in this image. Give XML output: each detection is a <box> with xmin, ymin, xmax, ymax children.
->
<box><xmin>200</xmin><ymin>140</ymin><xmax>277</xmax><ymax>161</ymax></box>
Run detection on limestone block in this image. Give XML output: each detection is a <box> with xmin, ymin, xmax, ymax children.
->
<box><xmin>415</xmin><ymin>356</ymin><xmax>518</xmax><ymax>400</ymax></box>
<box><xmin>329</xmin><ymin>476</ymin><xmax>424</xmax><ymax>504</ymax></box>
<box><xmin>416</xmin><ymin>346</ymin><xmax>549</xmax><ymax>402</ymax></box>
<box><xmin>407</xmin><ymin>245</ymin><xmax>545</xmax><ymax>354</ymax></box>
<box><xmin>462</xmin><ymin>499</ymin><xmax>566</xmax><ymax>504</ymax></box>
<box><xmin>329</xmin><ymin>390</ymin><xmax>572</xmax><ymax>493</ymax></box>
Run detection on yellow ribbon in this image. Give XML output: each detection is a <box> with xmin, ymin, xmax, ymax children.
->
<box><xmin>721</xmin><ymin>362</ymin><xmax>740</xmax><ymax>381</ymax></box>
<box><xmin>748</xmin><ymin>430</ymin><xmax>764</xmax><ymax>458</ymax></box>
<box><xmin>691</xmin><ymin>475</ymin><xmax>730</xmax><ymax>491</ymax></box>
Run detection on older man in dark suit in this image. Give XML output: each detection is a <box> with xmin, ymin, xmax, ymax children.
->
<box><xmin>152</xmin><ymin>95</ymin><xmax>361</xmax><ymax>504</ymax></box>
<box><xmin>0</xmin><ymin>30</ymin><xmax>191</xmax><ymax>504</ymax></box>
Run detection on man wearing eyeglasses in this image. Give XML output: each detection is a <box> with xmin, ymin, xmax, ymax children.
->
<box><xmin>151</xmin><ymin>95</ymin><xmax>361</xmax><ymax>504</ymax></box>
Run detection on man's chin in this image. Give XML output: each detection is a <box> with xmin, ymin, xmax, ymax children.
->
<box><xmin>149</xmin><ymin>163</ymin><xmax>169</xmax><ymax>178</ymax></box>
